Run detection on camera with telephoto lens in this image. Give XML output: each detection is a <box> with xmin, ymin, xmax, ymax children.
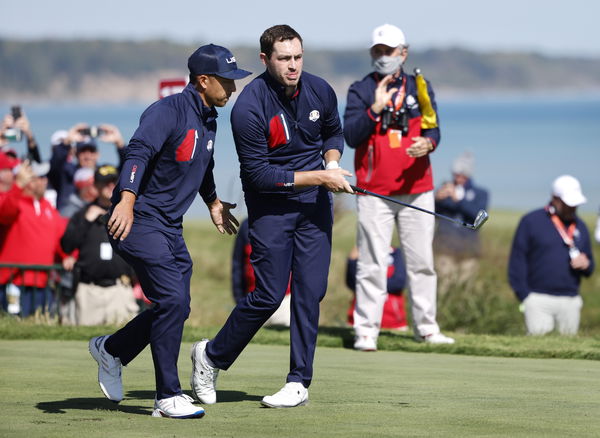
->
<box><xmin>78</xmin><ymin>126</ymin><xmax>106</xmax><ymax>138</ymax></box>
<box><xmin>380</xmin><ymin>105</ymin><xmax>409</xmax><ymax>135</ymax></box>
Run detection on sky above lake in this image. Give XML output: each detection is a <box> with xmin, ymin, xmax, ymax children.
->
<box><xmin>2</xmin><ymin>0</ymin><xmax>598</xmax><ymax>57</ymax></box>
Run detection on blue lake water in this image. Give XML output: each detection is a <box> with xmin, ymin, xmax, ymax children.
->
<box><xmin>2</xmin><ymin>96</ymin><xmax>599</xmax><ymax>218</ymax></box>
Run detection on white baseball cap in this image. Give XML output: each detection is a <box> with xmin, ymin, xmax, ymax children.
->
<box><xmin>371</xmin><ymin>24</ymin><xmax>406</xmax><ymax>48</ymax></box>
<box><xmin>73</xmin><ymin>167</ymin><xmax>95</xmax><ymax>189</ymax></box>
<box><xmin>50</xmin><ymin>130</ymin><xmax>68</xmax><ymax>146</ymax></box>
<box><xmin>452</xmin><ymin>151</ymin><xmax>474</xmax><ymax>177</ymax></box>
<box><xmin>552</xmin><ymin>175</ymin><xmax>587</xmax><ymax>207</ymax></box>
<box><xmin>31</xmin><ymin>161</ymin><xmax>50</xmax><ymax>177</ymax></box>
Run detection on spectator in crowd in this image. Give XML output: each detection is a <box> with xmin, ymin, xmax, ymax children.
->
<box><xmin>49</xmin><ymin>123</ymin><xmax>125</xmax><ymax>210</ymax></box>
<box><xmin>57</xmin><ymin>167</ymin><xmax>99</xmax><ymax>324</ymax></box>
<box><xmin>0</xmin><ymin>160</ymin><xmax>67</xmax><ymax>317</ymax></box>
<box><xmin>60</xmin><ymin>164</ymin><xmax>138</xmax><ymax>326</ymax></box>
<box><xmin>0</xmin><ymin>108</ymin><xmax>42</xmax><ymax>163</ymax></box>
<box><xmin>0</xmin><ymin>152</ymin><xmax>19</xmax><ymax>193</ymax></box>
<box><xmin>346</xmin><ymin>245</ymin><xmax>408</xmax><ymax>334</ymax></box>
<box><xmin>0</xmin><ymin>153</ymin><xmax>34</xmax><ymax>312</ymax></box>
<box><xmin>59</xmin><ymin>167</ymin><xmax>98</xmax><ymax>218</ymax></box>
<box><xmin>509</xmin><ymin>175</ymin><xmax>595</xmax><ymax>335</ymax></box>
<box><xmin>232</xmin><ymin>218</ymin><xmax>291</xmax><ymax>327</ymax></box>
<box><xmin>343</xmin><ymin>23</ymin><xmax>453</xmax><ymax>350</ymax></box>
<box><xmin>434</xmin><ymin>151</ymin><xmax>489</xmax><ymax>295</ymax></box>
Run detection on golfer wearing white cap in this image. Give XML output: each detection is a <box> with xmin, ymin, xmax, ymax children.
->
<box><xmin>508</xmin><ymin>175</ymin><xmax>595</xmax><ymax>335</ymax></box>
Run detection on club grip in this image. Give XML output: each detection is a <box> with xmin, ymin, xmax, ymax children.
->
<box><xmin>350</xmin><ymin>185</ymin><xmax>367</xmax><ymax>194</ymax></box>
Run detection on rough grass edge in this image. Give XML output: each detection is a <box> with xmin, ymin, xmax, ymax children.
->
<box><xmin>1</xmin><ymin>317</ymin><xmax>599</xmax><ymax>361</ymax></box>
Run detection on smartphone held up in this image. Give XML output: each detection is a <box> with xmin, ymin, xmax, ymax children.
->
<box><xmin>2</xmin><ymin>105</ymin><xmax>23</xmax><ymax>142</ymax></box>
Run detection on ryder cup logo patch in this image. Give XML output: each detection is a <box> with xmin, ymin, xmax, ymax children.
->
<box><xmin>207</xmin><ymin>139</ymin><xmax>213</xmax><ymax>151</ymax></box>
<box><xmin>406</xmin><ymin>95</ymin><xmax>418</xmax><ymax>109</ymax></box>
<box><xmin>309</xmin><ymin>110</ymin><xmax>320</xmax><ymax>122</ymax></box>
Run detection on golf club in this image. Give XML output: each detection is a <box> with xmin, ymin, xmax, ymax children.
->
<box><xmin>350</xmin><ymin>185</ymin><xmax>489</xmax><ymax>230</ymax></box>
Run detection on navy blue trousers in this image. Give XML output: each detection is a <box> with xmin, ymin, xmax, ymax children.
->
<box><xmin>206</xmin><ymin>187</ymin><xmax>333</xmax><ymax>388</ymax></box>
<box><xmin>0</xmin><ymin>285</ymin><xmax>51</xmax><ymax>316</ymax></box>
<box><xmin>21</xmin><ymin>286</ymin><xmax>52</xmax><ymax>317</ymax></box>
<box><xmin>105</xmin><ymin>225</ymin><xmax>192</xmax><ymax>400</ymax></box>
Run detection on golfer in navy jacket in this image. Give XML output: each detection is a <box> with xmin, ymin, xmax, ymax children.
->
<box><xmin>88</xmin><ymin>44</ymin><xmax>250</xmax><ymax>419</ymax></box>
<box><xmin>191</xmin><ymin>25</ymin><xmax>353</xmax><ymax>409</ymax></box>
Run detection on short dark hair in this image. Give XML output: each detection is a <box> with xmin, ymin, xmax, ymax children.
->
<box><xmin>260</xmin><ymin>25</ymin><xmax>303</xmax><ymax>59</ymax></box>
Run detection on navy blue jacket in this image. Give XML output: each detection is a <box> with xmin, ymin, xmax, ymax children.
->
<box><xmin>113</xmin><ymin>83</ymin><xmax>217</xmax><ymax>232</ymax></box>
<box><xmin>231</xmin><ymin>71</ymin><xmax>343</xmax><ymax>197</ymax></box>
<box><xmin>434</xmin><ymin>179</ymin><xmax>489</xmax><ymax>256</ymax></box>
<box><xmin>343</xmin><ymin>71</ymin><xmax>440</xmax><ymax>196</ymax></box>
<box><xmin>508</xmin><ymin>208</ymin><xmax>594</xmax><ymax>301</ymax></box>
<box><xmin>344</xmin><ymin>71</ymin><xmax>440</xmax><ymax>149</ymax></box>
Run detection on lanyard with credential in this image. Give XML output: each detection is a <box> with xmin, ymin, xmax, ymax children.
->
<box><xmin>549</xmin><ymin>213</ymin><xmax>576</xmax><ymax>247</ymax></box>
<box><xmin>546</xmin><ymin>206</ymin><xmax>581</xmax><ymax>259</ymax></box>
<box><xmin>388</xmin><ymin>77</ymin><xmax>407</xmax><ymax>111</ymax></box>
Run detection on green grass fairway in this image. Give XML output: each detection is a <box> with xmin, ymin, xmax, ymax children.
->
<box><xmin>1</xmin><ymin>341</ymin><xmax>599</xmax><ymax>437</ymax></box>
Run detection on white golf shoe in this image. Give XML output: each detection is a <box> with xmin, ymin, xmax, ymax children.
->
<box><xmin>190</xmin><ymin>339</ymin><xmax>219</xmax><ymax>404</ymax></box>
<box><xmin>89</xmin><ymin>335</ymin><xmax>123</xmax><ymax>402</ymax></box>
<box><xmin>261</xmin><ymin>382</ymin><xmax>308</xmax><ymax>408</ymax></box>
<box><xmin>417</xmin><ymin>332</ymin><xmax>456</xmax><ymax>344</ymax></box>
<box><xmin>353</xmin><ymin>335</ymin><xmax>377</xmax><ymax>351</ymax></box>
<box><xmin>152</xmin><ymin>394</ymin><xmax>205</xmax><ymax>419</ymax></box>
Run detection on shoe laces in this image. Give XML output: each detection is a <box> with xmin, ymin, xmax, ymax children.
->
<box><xmin>278</xmin><ymin>383</ymin><xmax>304</xmax><ymax>397</ymax></box>
<box><xmin>198</xmin><ymin>357</ymin><xmax>219</xmax><ymax>385</ymax></box>
<box><xmin>174</xmin><ymin>394</ymin><xmax>193</xmax><ymax>407</ymax></box>
<box><xmin>181</xmin><ymin>394</ymin><xmax>195</xmax><ymax>403</ymax></box>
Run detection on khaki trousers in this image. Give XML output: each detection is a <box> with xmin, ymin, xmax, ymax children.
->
<box><xmin>523</xmin><ymin>292</ymin><xmax>582</xmax><ymax>335</ymax></box>
<box><xmin>354</xmin><ymin>191</ymin><xmax>439</xmax><ymax>338</ymax></box>
<box><xmin>75</xmin><ymin>281</ymin><xmax>139</xmax><ymax>326</ymax></box>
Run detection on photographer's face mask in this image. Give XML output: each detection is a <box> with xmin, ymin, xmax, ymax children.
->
<box><xmin>373</xmin><ymin>56</ymin><xmax>403</xmax><ymax>76</ymax></box>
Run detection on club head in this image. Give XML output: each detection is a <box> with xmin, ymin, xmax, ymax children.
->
<box><xmin>469</xmin><ymin>209</ymin><xmax>489</xmax><ymax>230</ymax></box>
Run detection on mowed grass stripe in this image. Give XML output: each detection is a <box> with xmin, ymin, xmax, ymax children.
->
<box><xmin>1</xmin><ymin>341</ymin><xmax>599</xmax><ymax>438</ymax></box>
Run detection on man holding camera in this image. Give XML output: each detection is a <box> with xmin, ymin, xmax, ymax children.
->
<box><xmin>49</xmin><ymin>123</ymin><xmax>125</xmax><ymax>210</ymax></box>
<box><xmin>1</xmin><ymin>107</ymin><xmax>42</xmax><ymax>163</ymax></box>
<box><xmin>344</xmin><ymin>24</ymin><xmax>453</xmax><ymax>351</ymax></box>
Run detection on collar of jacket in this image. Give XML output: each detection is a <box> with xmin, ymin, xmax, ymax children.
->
<box><xmin>372</xmin><ymin>69</ymin><xmax>406</xmax><ymax>86</ymax></box>
<box><xmin>263</xmin><ymin>70</ymin><xmax>302</xmax><ymax>100</ymax></box>
<box><xmin>461</xmin><ymin>178</ymin><xmax>474</xmax><ymax>190</ymax></box>
<box><xmin>182</xmin><ymin>83</ymin><xmax>219</xmax><ymax>123</ymax></box>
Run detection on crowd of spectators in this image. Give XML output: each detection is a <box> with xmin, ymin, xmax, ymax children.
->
<box><xmin>0</xmin><ymin>108</ymin><xmax>140</xmax><ymax>324</ymax></box>
<box><xmin>0</xmin><ymin>102</ymin><xmax>596</xmax><ymax>337</ymax></box>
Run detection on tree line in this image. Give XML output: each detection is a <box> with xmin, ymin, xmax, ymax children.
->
<box><xmin>2</xmin><ymin>38</ymin><xmax>600</xmax><ymax>99</ymax></box>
